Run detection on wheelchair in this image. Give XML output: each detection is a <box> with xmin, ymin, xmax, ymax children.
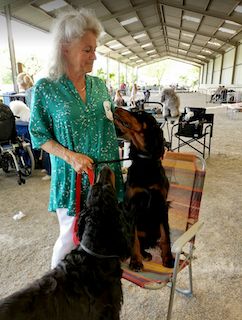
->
<box><xmin>0</xmin><ymin>103</ymin><xmax>35</xmax><ymax>185</ymax></box>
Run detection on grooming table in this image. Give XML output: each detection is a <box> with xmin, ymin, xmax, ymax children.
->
<box><xmin>222</xmin><ymin>102</ymin><xmax>242</xmax><ymax>120</ymax></box>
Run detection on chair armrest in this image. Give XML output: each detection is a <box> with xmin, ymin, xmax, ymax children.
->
<box><xmin>171</xmin><ymin>221</ymin><xmax>204</xmax><ymax>254</ymax></box>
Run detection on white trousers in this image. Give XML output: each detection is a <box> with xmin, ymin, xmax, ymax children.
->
<box><xmin>51</xmin><ymin>208</ymin><xmax>76</xmax><ymax>269</ymax></box>
<box><xmin>123</xmin><ymin>141</ymin><xmax>132</xmax><ymax>168</ymax></box>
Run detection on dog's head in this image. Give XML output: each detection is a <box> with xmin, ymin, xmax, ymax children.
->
<box><xmin>114</xmin><ymin>108</ymin><xmax>164</xmax><ymax>159</ymax></box>
<box><xmin>77</xmin><ymin>166</ymin><xmax>131</xmax><ymax>260</ymax></box>
<box><xmin>161</xmin><ymin>88</ymin><xmax>175</xmax><ymax>102</ymax></box>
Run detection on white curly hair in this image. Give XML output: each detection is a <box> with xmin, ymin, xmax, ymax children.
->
<box><xmin>48</xmin><ymin>8</ymin><xmax>103</xmax><ymax>80</ymax></box>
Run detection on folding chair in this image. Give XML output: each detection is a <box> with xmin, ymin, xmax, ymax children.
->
<box><xmin>122</xmin><ymin>151</ymin><xmax>206</xmax><ymax>320</ymax></box>
<box><xmin>170</xmin><ymin>108</ymin><xmax>214</xmax><ymax>158</ymax></box>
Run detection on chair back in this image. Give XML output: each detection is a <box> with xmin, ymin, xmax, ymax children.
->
<box><xmin>163</xmin><ymin>152</ymin><xmax>206</xmax><ymax>244</ymax></box>
<box><xmin>184</xmin><ymin>107</ymin><xmax>206</xmax><ymax>121</ymax></box>
<box><xmin>177</xmin><ymin>107</ymin><xmax>206</xmax><ymax>138</ymax></box>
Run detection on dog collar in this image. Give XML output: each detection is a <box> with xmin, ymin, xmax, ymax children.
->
<box><xmin>80</xmin><ymin>242</ymin><xmax>119</xmax><ymax>259</ymax></box>
<box><xmin>136</xmin><ymin>153</ymin><xmax>161</xmax><ymax>162</ymax></box>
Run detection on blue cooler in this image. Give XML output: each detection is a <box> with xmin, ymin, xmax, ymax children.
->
<box><xmin>3</xmin><ymin>92</ymin><xmax>26</xmax><ymax>106</ymax></box>
<box><xmin>2</xmin><ymin>92</ymin><xmax>16</xmax><ymax>106</ymax></box>
<box><xmin>15</xmin><ymin>120</ymin><xmax>30</xmax><ymax>141</ymax></box>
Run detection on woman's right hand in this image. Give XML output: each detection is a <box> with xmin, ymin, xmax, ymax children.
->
<box><xmin>66</xmin><ymin>151</ymin><xmax>94</xmax><ymax>174</ymax></box>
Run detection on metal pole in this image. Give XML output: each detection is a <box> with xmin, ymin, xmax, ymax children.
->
<box><xmin>125</xmin><ymin>64</ymin><xmax>128</xmax><ymax>84</ymax></box>
<box><xmin>4</xmin><ymin>4</ymin><xmax>18</xmax><ymax>92</ymax></box>
<box><xmin>231</xmin><ymin>45</ymin><xmax>238</xmax><ymax>85</ymax></box>
<box><xmin>219</xmin><ymin>53</ymin><xmax>224</xmax><ymax>85</ymax></box>
<box><xmin>211</xmin><ymin>59</ymin><xmax>215</xmax><ymax>84</ymax></box>
<box><xmin>118</xmin><ymin>61</ymin><xmax>120</xmax><ymax>89</ymax></box>
<box><xmin>106</xmin><ymin>54</ymin><xmax>109</xmax><ymax>87</ymax></box>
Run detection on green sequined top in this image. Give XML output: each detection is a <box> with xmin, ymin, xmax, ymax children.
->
<box><xmin>29</xmin><ymin>74</ymin><xmax>123</xmax><ymax>216</ymax></box>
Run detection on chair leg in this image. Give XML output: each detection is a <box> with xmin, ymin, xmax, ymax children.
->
<box><xmin>203</xmin><ymin>135</ymin><xmax>206</xmax><ymax>158</ymax></box>
<box><xmin>188</xmin><ymin>257</ymin><xmax>193</xmax><ymax>295</ymax></box>
<box><xmin>166</xmin><ymin>121</ymin><xmax>171</xmax><ymax>142</ymax></box>
<box><xmin>208</xmin><ymin>131</ymin><xmax>212</xmax><ymax>157</ymax></box>
<box><xmin>167</xmin><ymin>243</ymin><xmax>194</xmax><ymax>319</ymax></box>
<box><xmin>167</xmin><ymin>252</ymin><xmax>180</xmax><ymax>320</ymax></box>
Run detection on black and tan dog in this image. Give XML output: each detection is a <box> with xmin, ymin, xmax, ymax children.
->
<box><xmin>0</xmin><ymin>166</ymin><xmax>131</xmax><ymax>320</ymax></box>
<box><xmin>114</xmin><ymin>108</ymin><xmax>174</xmax><ymax>272</ymax></box>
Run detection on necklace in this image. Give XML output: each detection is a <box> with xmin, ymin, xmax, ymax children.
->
<box><xmin>80</xmin><ymin>85</ymin><xmax>86</xmax><ymax>92</ymax></box>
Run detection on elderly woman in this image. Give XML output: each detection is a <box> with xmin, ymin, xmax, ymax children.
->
<box><xmin>29</xmin><ymin>9</ymin><xmax>123</xmax><ymax>268</ymax></box>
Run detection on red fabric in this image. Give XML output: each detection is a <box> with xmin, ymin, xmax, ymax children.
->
<box><xmin>72</xmin><ymin>168</ymin><xmax>95</xmax><ymax>246</ymax></box>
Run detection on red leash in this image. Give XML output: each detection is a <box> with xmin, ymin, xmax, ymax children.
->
<box><xmin>72</xmin><ymin>168</ymin><xmax>95</xmax><ymax>246</ymax></box>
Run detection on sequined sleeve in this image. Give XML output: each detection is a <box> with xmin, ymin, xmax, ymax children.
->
<box><xmin>29</xmin><ymin>79</ymin><xmax>54</xmax><ymax>149</ymax></box>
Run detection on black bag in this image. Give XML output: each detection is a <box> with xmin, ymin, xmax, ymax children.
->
<box><xmin>178</xmin><ymin>108</ymin><xmax>206</xmax><ymax>138</ymax></box>
<box><xmin>0</xmin><ymin>102</ymin><xmax>17</xmax><ymax>142</ymax></box>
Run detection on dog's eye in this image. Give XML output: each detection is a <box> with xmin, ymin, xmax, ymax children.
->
<box><xmin>119</xmin><ymin>119</ymin><xmax>131</xmax><ymax>129</ymax></box>
<box><xmin>123</xmin><ymin>122</ymin><xmax>131</xmax><ymax>129</ymax></box>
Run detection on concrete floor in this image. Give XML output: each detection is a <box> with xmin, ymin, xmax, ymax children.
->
<box><xmin>0</xmin><ymin>92</ymin><xmax>242</xmax><ymax>319</ymax></box>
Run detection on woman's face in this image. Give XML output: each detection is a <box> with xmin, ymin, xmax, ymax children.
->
<box><xmin>63</xmin><ymin>30</ymin><xmax>97</xmax><ymax>76</ymax></box>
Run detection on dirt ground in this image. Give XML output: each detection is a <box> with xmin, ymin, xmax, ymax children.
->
<box><xmin>0</xmin><ymin>92</ymin><xmax>242</xmax><ymax>319</ymax></box>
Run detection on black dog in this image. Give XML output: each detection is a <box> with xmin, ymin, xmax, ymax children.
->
<box><xmin>114</xmin><ymin>108</ymin><xmax>174</xmax><ymax>272</ymax></box>
<box><xmin>0</xmin><ymin>166</ymin><xmax>131</xmax><ymax>320</ymax></box>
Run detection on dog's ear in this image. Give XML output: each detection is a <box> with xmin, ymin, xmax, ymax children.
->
<box><xmin>144</xmin><ymin>118</ymin><xmax>165</xmax><ymax>159</ymax></box>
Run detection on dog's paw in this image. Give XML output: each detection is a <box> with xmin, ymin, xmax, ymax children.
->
<box><xmin>162</xmin><ymin>255</ymin><xmax>175</xmax><ymax>268</ymax></box>
<box><xmin>141</xmin><ymin>250</ymin><xmax>152</xmax><ymax>261</ymax></box>
<box><xmin>129</xmin><ymin>259</ymin><xmax>144</xmax><ymax>272</ymax></box>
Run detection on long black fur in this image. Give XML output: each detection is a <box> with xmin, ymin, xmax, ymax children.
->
<box><xmin>114</xmin><ymin>108</ymin><xmax>174</xmax><ymax>271</ymax></box>
<box><xmin>0</xmin><ymin>166</ymin><xmax>131</xmax><ymax>320</ymax></box>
